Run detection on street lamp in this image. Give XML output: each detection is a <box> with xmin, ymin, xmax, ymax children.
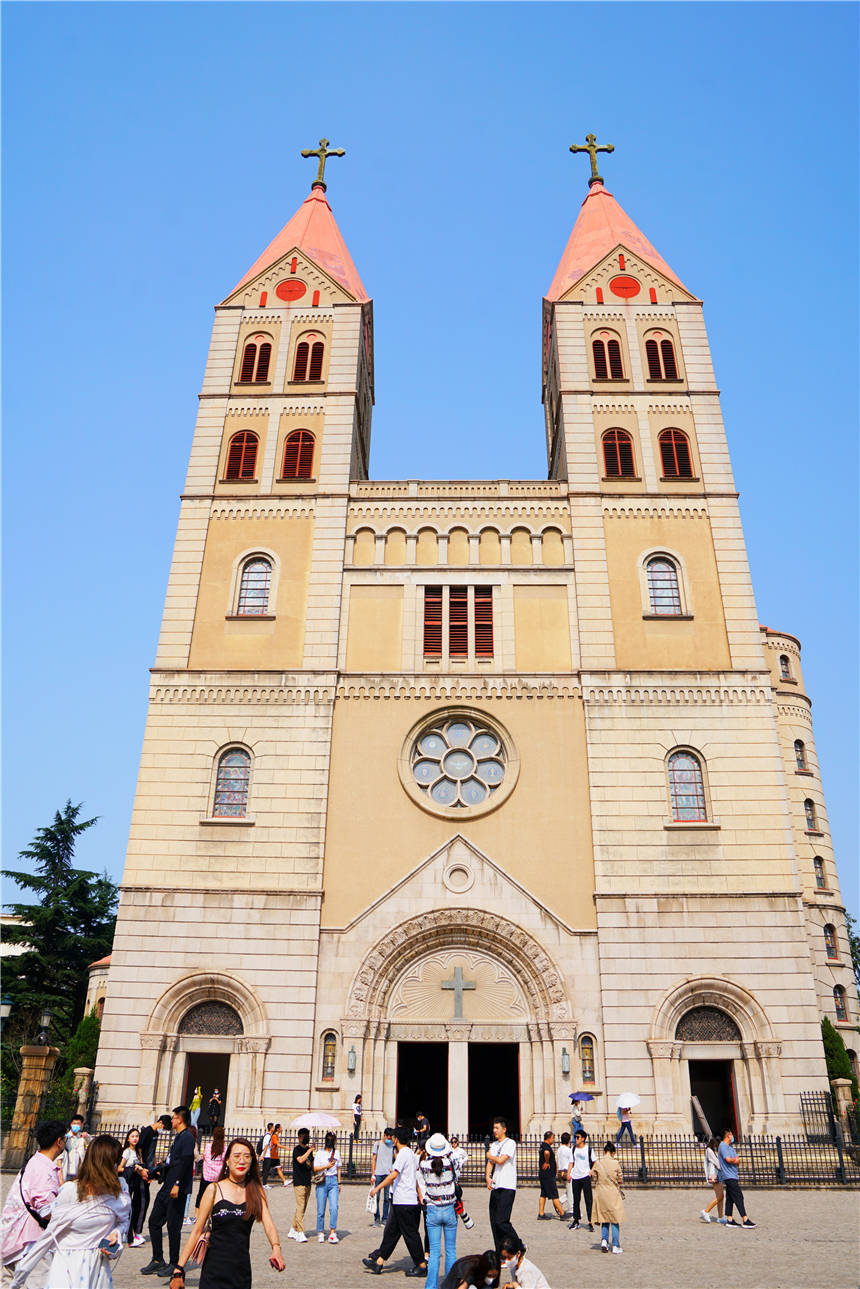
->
<box><xmin>35</xmin><ymin>1007</ymin><xmax>52</xmax><ymax>1046</ymax></box>
<box><xmin>0</xmin><ymin>997</ymin><xmax>11</xmax><ymax>1023</ymax></box>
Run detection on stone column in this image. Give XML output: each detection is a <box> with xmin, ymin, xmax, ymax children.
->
<box><xmin>2</xmin><ymin>1045</ymin><xmax>60</xmax><ymax>1172</ymax></box>
<box><xmin>647</xmin><ymin>1040</ymin><xmax>685</xmax><ymax>1132</ymax></box>
<box><xmin>446</xmin><ymin>1024</ymin><xmax>471</xmax><ymax>1136</ymax></box>
<box><xmin>754</xmin><ymin>1040</ymin><xmax>784</xmax><ymax>1130</ymax></box>
<box><xmin>832</xmin><ymin>1078</ymin><xmax>854</xmax><ymax>1130</ymax></box>
<box><xmin>73</xmin><ymin>1067</ymin><xmax>94</xmax><ymax>1119</ymax></box>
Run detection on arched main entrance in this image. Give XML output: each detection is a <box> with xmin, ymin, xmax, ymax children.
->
<box><xmin>343</xmin><ymin>909</ymin><xmax>572</xmax><ymax>1135</ymax></box>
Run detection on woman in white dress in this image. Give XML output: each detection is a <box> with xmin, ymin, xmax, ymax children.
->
<box><xmin>11</xmin><ymin>1135</ymin><xmax>130</xmax><ymax>1289</ymax></box>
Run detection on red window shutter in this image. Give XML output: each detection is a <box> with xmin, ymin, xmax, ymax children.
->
<box><xmin>645</xmin><ymin>338</ymin><xmax>661</xmax><ymax>380</ymax></box>
<box><xmin>293</xmin><ymin>342</ymin><xmax>309</xmax><ymax>381</ymax></box>
<box><xmin>661</xmin><ymin>339</ymin><xmax>678</xmax><ymax>379</ymax></box>
<box><xmin>474</xmin><ymin>587</ymin><xmax>493</xmax><ymax>657</ymax></box>
<box><xmin>297</xmin><ymin>431</ymin><xmax>314</xmax><ymax>478</ymax></box>
<box><xmin>660</xmin><ymin>429</ymin><xmax>692</xmax><ymax>478</ymax></box>
<box><xmin>226</xmin><ymin>431</ymin><xmax>258</xmax><ymax>480</ymax></box>
<box><xmin>617</xmin><ymin>431</ymin><xmax>635</xmax><ymax>477</ymax></box>
<box><xmin>423</xmin><ymin>587</ymin><xmax>443</xmax><ymax>656</ymax></box>
<box><xmin>449</xmin><ymin>587</ymin><xmax>468</xmax><ymax>657</ymax></box>
<box><xmin>607</xmin><ymin>339</ymin><xmax>624</xmax><ymax>379</ymax></box>
<box><xmin>592</xmin><ymin>339</ymin><xmax>608</xmax><ymax>380</ymax></box>
<box><xmin>239</xmin><ymin>343</ymin><xmax>257</xmax><ymax>382</ymax></box>
<box><xmin>308</xmin><ymin>341</ymin><xmax>324</xmax><ymax>380</ymax></box>
<box><xmin>255</xmin><ymin>343</ymin><xmax>271</xmax><ymax>382</ymax></box>
<box><xmin>603</xmin><ymin>431</ymin><xmax>621</xmax><ymax>477</ymax></box>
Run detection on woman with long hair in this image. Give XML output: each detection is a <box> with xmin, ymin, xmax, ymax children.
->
<box><xmin>119</xmin><ymin>1128</ymin><xmax>145</xmax><ymax>1247</ymax></box>
<box><xmin>312</xmin><ymin>1132</ymin><xmax>341</xmax><ymax>1244</ymax></box>
<box><xmin>192</xmin><ymin>1126</ymin><xmax>226</xmax><ymax>1221</ymax></box>
<box><xmin>170</xmin><ymin>1137</ymin><xmax>284</xmax><ymax>1289</ymax></box>
<box><xmin>11</xmin><ymin>1134</ymin><xmax>130</xmax><ymax>1288</ymax></box>
<box><xmin>700</xmin><ymin>1135</ymin><xmax>725</xmax><ymax>1223</ymax></box>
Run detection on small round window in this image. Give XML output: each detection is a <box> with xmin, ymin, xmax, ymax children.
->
<box><xmin>400</xmin><ymin>710</ymin><xmax>519</xmax><ymax>818</ymax></box>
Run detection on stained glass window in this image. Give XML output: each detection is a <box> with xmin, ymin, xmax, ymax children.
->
<box><xmin>213</xmin><ymin>749</ymin><xmax>251</xmax><ymax>818</ymax></box>
<box><xmin>237</xmin><ymin>558</ymin><xmax>272</xmax><ymax>616</ymax></box>
<box><xmin>668</xmin><ymin>751</ymin><xmax>707</xmax><ymax>822</ymax></box>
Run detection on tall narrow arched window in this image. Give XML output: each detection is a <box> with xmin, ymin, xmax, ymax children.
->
<box><xmin>293</xmin><ymin>334</ymin><xmax>325</xmax><ymax>381</ymax></box>
<box><xmin>237</xmin><ymin>557</ymin><xmax>272</xmax><ymax>616</ymax></box>
<box><xmin>668</xmin><ymin>750</ymin><xmax>707</xmax><ymax>822</ymax></box>
<box><xmin>794</xmin><ymin>739</ymin><xmax>807</xmax><ymax>770</ymax></box>
<box><xmin>813</xmin><ymin>857</ymin><xmax>826</xmax><ymax>889</ymax></box>
<box><xmin>602</xmin><ymin>429</ymin><xmax>636</xmax><ymax>478</ymax></box>
<box><xmin>238</xmin><ymin>339</ymin><xmax>272</xmax><ymax>383</ymax></box>
<box><xmin>645</xmin><ymin>334</ymin><xmax>679</xmax><ymax>380</ymax></box>
<box><xmin>834</xmin><ymin>985</ymin><xmax>847</xmax><ymax>1022</ymax></box>
<box><xmin>824</xmin><ymin>925</ymin><xmax>838</xmax><ymax>960</ymax></box>
<box><xmin>592</xmin><ymin>334</ymin><xmax>624</xmax><ymax>380</ymax></box>
<box><xmin>281</xmin><ymin>430</ymin><xmax>315</xmax><ymax>479</ymax></box>
<box><xmin>646</xmin><ymin>556</ymin><xmax>682</xmax><ymax>615</ymax></box>
<box><xmin>804</xmin><ymin>799</ymin><xmax>818</xmax><ymax>831</ymax></box>
<box><xmin>580</xmin><ymin>1035</ymin><xmax>595</xmax><ymax>1084</ymax></box>
<box><xmin>659</xmin><ymin>429</ymin><xmax>694</xmax><ymax>479</ymax></box>
<box><xmin>225</xmin><ymin>431</ymin><xmax>258</xmax><ymax>480</ymax></box>
<box><xmin>779</xmin><ymin>655</ymin><xmax>792</xmax><ymax>680</ymax></box>
<box><xmin>321</xmin><ymin>1032</ymin><xmax>337</xmax><ymax>1080</ymax></box>
<box><xmin>213</xmin><ymin>748</ymin><xmax>251</xmax><ymax>818</ymax></box>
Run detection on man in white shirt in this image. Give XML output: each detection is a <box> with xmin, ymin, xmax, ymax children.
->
<box><xmin>364</xmin><ymin>1125</ymin><xmax>427</xmax><ymax>1277</ymax></box>
<box><xmin>566</xmin><ymin>1130</ymin><xmax>595</xmax><ymax>1231</ymax></box>
<box><xmin>485</xmin><ymin>1116</ymin><xmax>520</xmax><ymax>1255</ymax></box>
<box><xmin>556</xmin><ymin>1132</ymin><xmax>573</xmax><ymax>1218</ymax></box>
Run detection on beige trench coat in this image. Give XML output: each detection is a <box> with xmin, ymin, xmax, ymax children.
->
<box><xmin>591</xmin><ymin>1156</ymin><xmax>625</xmax><ymax>1224</ymax></box>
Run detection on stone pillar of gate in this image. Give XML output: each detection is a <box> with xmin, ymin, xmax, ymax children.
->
<box><xmin>73</xmin><ymin>1067</ymin><xmax>94</xmax><ymax>1119</ymax></box>
<box><xmin>832</xmin><ymin>1078</ymin><xmax>854</xmax><ymax>1128</ymax></box>
<box><xmin>446</xmin><ymin>1024</ymin><xmax>471</xmax><ymax>1135</ymax></box>
<box><xmin>2</xmin><ymin>1045</ymin><xmax>60</xmax><ymax>1172</ymax></box>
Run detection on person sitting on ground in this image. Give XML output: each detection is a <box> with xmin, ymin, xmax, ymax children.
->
<box><xmin>498</xmin><ymin>1235</ymin><xmax>549</xmax><ymax>1288</ymax></box>
<box><xmin>439</xmin><ymin>1248</ymin><xmax>499</xmax><ymax>1289</ymax></box>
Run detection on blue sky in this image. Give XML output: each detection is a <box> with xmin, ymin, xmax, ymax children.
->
<box><xmin>3</xmin><ymin>2</ymin><xmax>858</xmax><ymax>917</ymax></box>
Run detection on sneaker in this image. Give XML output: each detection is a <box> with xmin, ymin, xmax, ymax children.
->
<box><xmin>724</xmin><ymin>1219</ymin><xmax>740</xmax><ymax>1227</ymax></box>
<box><xmin>140</xmin><ymin>1261</ymin><xmax>169</xmax><ymax>1275</ymax></box>
<box><xmin>404</xmin><ymin>1267</ymin><xmax>427</xmax><ymax>1278</ymax></box>
<box><xmin>287</xmin><ymin>1230</ymin><xmax>297</xmax><ymax>1241</ymax></box>
<box><xmin>717</xmin><ymin>1217</ymin><xmax>728</xmax><ymax>1225</ymax></box>
<box><xmin>586</xmin><ymin>1223</ymin><xmax>594</xmax><ymax>1232</ymax></box>
<box><xmin>700</xmin><ymin>1210</ymin><xmax>711</xmax><ymax>1223</ymax></box>
<box><xmin>741</xmin><ymin>1219</ymin><xmax>757</xmax><ymax>1229</ymax></box>
<box><xmin>558</xmin><ymin>1211</ymin><xmax>567</xmax><ymax>1220</ymax></box>
<box><xmin>537</xmin><ymin>1213</ymin><xmax>551</xmax><ymax>1221</ymax></box>
<box><xmin>601</xmin><ymin>1238</ymin><xmax>609</xmax><ymax>1252</ymax></box>
<box><xmin>318</xmin><ymin>1233</ymin><xmax>326</xmax><ymax>1242</ymax></box>
<box><xmin>131</xmin><ymin>1234</ymin><xmax>146</xmax><ymax>1247</ymax></box>
<box><xmin>611</xmin><ymin>1246</ymin><xmax>623</xmax><ymax>1255</ymax></box>
<box><xmin>295</xmin><ymin>1232</ymin><xmax>308</xmax><ymax>1243</ymax></box>
<box><xmin>568</xmin><ymin>1220</ymin><xmax>580</xmax><ymax>1230</ymax></box>
<box><xmin>328</xmin><ymin>1232</ymin><xmax>339</xmax><ymax>1243</ymax></box>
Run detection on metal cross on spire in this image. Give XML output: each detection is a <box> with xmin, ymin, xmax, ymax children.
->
<box><xmin>569</xmin><ymin>133</ymin><xmax>615</xmax><ymax>187</ymax></box>
<box><xmin>301</xmin><ymin>137</ymin><xmax>346</xmax><ymax>192</ymax></box>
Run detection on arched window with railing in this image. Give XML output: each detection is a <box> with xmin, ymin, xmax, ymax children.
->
<box><xmin>834</xmin><ymin>985</ymin><xmax>847</xmax><ymax>1022</ymax></box>
<box><xmin>293</xmin><ymin>334</ymin><xmax>325</xmax><ymax>382</ymax></box>
<box><xmin>602</xmin><ymin>429</ymin><xmax>636</xmax><ymax>478</ymax></box>
<box><xmin>645</xmin><ymin>332</ymin><xmax>679</xmax><ymax>380</ymax></box>
<box><xmin>238</xmin><ymin>338</ymin><xmax>272</xmax><ymax>383</ymax></box>
<box><xmin>321</xmin><ymin>1032</ymin><xmax>337</xmax><ymax>1080</ymax></box>
<box><xmin>224</xmin><ymin>431</ymin><xmax>259</xmax><ymax>481</ymax></box>
<box><xmin>659</xmin><ymin>428</ymin><xmax>694</xmax><ymax>479</ymax></box>
<box><xmin>794</xmin><ymin>739</ymin><xmax>807</xmax><ymax>770</ymax></box>
<box><xmin>824</xmin><ymin>925</ymin><xmax>838</xmax><ymax>960</ymax></box>
<box><xmin>212</xmin><ymin>748</ymin><xmax>251</xmax><ymax>818</ymax></box>
<box><xmin>804</xmin><ymin>799</ymin><xmax>818</xmax><ymax>831</ymax></box>
<box><xmin>646</xmin><ymin>555</ymin><xmax>682</xmax><ymax>616</ymax></box>
<box><xmin>236</xmin><ymin>557</ymin><xmax>272</xmax><ymax>616</ymax></box>
<box><xmin>592</xmin><ymin>333</ymin><xmax>624</xmax><ymax>380</ymax></box>
<box><xmin>667</xmin><ymin>749</ymin><xmax>708</xmax><ymax>822</ymax></box>
<box><xmin>281</xmin><ymin>430</ymin><xmax>315</xmax><ymax>479</ymax></box>
<box><xmin>580</xmin><ymin>1035</ymin><xmax>595</xmax><ymax>1084</ymax></box>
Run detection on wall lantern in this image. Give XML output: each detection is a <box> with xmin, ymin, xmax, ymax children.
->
<box><xmin>347</xmin><ymin>1045</ymin><xmax>357</xmax><ymax>1074</ymax></box>
<box><xmin>561</xmin><ymin>1047</ymin><xmax>570</xmax><ymax>1075</ymax></box>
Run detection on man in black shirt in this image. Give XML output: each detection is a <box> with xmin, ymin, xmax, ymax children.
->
<box><xmin>537</xmin><ymin>1131</ymin><xmax>565</xmax><ymax>1220</ymax></box>
<box><xmin>414</xmin><ymin>1111</ymin><xmax>430</xmax><ymax>1150</ymax></box>
<box><xmin>140</xmin><ymin>1106</ymin><xmax>195</xmax><ymax>1276</ymax></box>
<box><xmin>207</xmin><ymin>1089</ymin><xmax>222</xmax><ymax>1129</ymax></box>
<box><xmin>135</xmin><ymin>1114</ymin><xmax>171</xmax><ymax>1238</ymax></box>
<box><xmin>287</xmin><ymin>1127</ymin><xmax>314</xmax><ymax>1243</ymax></box>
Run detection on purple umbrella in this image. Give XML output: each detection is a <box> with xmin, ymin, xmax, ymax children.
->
<box><xmin>569</xmin><ymin>1092</ymin><xmax>595</xmax><ymax>1102</ymax></box>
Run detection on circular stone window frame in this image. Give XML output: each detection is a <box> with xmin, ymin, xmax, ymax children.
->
<box><xmin>398</xmin><ymin>707</ymin><xmax>520</xmax><ymax>821</ymax></box>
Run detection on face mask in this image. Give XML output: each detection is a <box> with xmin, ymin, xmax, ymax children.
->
<box><xmin>384</xmin><ymin>1138</ymin><xmax>393</xmax><ymax>1146</ymax></box>
<box><xmin>71</xmin><ymin>1125</ymin><xmax>81</xmax><ymax>1135</ymax></box>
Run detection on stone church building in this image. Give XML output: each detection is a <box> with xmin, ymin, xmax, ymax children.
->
<box><xmin>94</xmin><ymin>143</ymin><xmax>856</xmax><ymax>1138</ymax></box>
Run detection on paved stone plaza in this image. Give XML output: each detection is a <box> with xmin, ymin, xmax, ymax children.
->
<box><xmin>102</xmin><ymin>1184</ymin><xmax>859</xmax><ymax>1289</ymax></box>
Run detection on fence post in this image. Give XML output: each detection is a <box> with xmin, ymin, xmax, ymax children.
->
<box><xmin>348</xmin><ymin>1133</ymin><xmax>355</xmax><ymax>1179</ymax></box>
<box><xmin>638</xmin><ymin>1135</ymin><xmax>647</xmax><ymax>1184</ymax></box>
<box><xmin>834</xmin><ymin>1123</ymin><xmax>847</xmax><ymax>1184</ymax></box>
<box><xmin>775</xmin><ymin>1135</ymin><xmax>786</xmax><ymax>1184</ymax></box>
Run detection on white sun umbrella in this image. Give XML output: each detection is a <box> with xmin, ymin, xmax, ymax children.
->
<box><xmin>291</xmin><ymin>1112</ymin><xmax>342</xmax><ymax>1130</ymax></box>
<box><xmin>615</xmin><ymin>1093</ymin><xmax>641</xmax><ymax>1110</ymax></box>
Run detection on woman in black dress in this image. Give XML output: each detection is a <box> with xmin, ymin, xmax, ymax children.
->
<box><xmin>170</xmin><ymin>1137</ymin><xmax>285</xmax><ymax>1289</ymax></box>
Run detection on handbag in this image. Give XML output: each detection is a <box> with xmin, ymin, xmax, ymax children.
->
<box><xmin>187</xmin><ymin>1225</ymin><xmax>210</xmax><ymax>1267</ymax></box>
<box><xmin>365</xmin><ymin>1189</ymin><xmax>377</xmax><ymax>1214</ymax></box>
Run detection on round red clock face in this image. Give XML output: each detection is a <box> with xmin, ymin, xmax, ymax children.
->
<box><xmin>276</xmin><ymin>279</ymin><xmax>307</xmax><ymax>302</ymax></box>
<box><xmin>609</xmin><ymin>275</ymin><xmax>641</xmax><ymax>299</ymax></box>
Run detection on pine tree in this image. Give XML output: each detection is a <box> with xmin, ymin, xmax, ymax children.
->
<box><xmin>821</xmin><ymin>1017</ymin><xmax>859</xmax><ymax>1102</ymax></box>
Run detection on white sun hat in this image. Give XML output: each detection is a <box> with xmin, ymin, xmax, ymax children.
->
<box><xmin>425</xmin><ymin>1132</ymin><xmax>451</xmax><ymax>1157</ymax></box>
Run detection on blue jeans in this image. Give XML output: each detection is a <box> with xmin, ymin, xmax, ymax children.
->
<box><xmin>616</xmin><ymin>1121</ymin><xmax>635</xmax><ymax>1144</ymax></box>
<box><xmin>426</xmin><ymin>1204</ymin><xmax>457</xmax><ymax>1289</ymax></box>
<box><xmin>601</xmin><ymin>1221</ymin><xmax>620</xmax><ymax>1249</ymax></box>
<box><xmin>316</xmin><ymin>1176</ymin><xmax>339</xmax><ymax>1232</ymax></box>
<box><xmin>374</xmin><ymin>1173</ymin><xmax>390</xmax><ymax>1224</ymax></box>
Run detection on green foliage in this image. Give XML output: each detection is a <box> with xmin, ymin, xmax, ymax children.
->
<box><xmin>42</xmin><ymin>1012</ymin><xmax>102</xmax><ymax>1121</ymax></box>
<box><xmin>821</xmin><ymin>1017</ymin><xmax>859</xmax><ymax>1102</ymax></box>
<box><xmin>845</xmin><ymin>912</ymin><xmax>860</xmax><ymax>1000</ymax></box>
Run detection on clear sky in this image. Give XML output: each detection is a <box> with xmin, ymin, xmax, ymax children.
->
<box><xmin>3</xmin><ymin>2</ymin><xmax>858</xmax><ymax>918</ymax></box>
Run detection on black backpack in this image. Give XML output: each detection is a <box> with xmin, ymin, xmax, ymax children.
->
<box><xmin>256</xmin><ymin>1134</ymin><xmax>265</xmax><ymax>1155</ymax></box>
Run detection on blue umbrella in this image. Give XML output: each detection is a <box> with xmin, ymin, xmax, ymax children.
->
<box><xmin>569</xmin><ymin>1092</ymin><xmax>595</xmax><ymax>1102</ymax></box>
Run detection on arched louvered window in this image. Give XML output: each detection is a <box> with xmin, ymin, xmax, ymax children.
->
<box><xmin>804</xmin><ymin>799</ymin><xmax>818</xmax><ymax>831</ymax></box>
<box><xmin>281</xmin><ymin>430</ymin><xmax>315</xmax><ymax>479</ymax></box>
<box><xmin>668</xmin><ymin>750</ymin><xmax>707</xmax><ymax>822</ymax></box>
<box><xmin>293</xmin><ymin>335</ymin><xmax>325</xmax><ymax>382</ymax></box>
<box><xmin>646</xmin><ymin>556</ymin><xmax>682</xmax><ymax>615</ymax></box>
<box><xmin>813</xmin><ymin>857</ymin><xmax>826</xmax><ymax>889</ymax></box>
<box><xmin>794</xmin><ymin>739</ymin><xmax>807</xmax><ymax>770</ymax></box>
<box><xmin>225</xmin><ymin>431</ymin><xmax>258</xmax><ymax>480</ymax></box>
<box><xmin>321</xmin><ymin>1032</ymin><xmax>337</xmax><ymax>1080</ymax></box>
<box><xmin>602</xmin><ymin>429</ymin><xmax>636</xmax><ymax>478</ymax></box>
<box><xmin>659</xmin><ymin>429</ymin><xmax>693</xmax><ymax>478</ymax></box>
<box><xmin>592</xmin><ymin>334</ymin><xmax>624</xmax><ymax>380</ymax></box>
<box><xmin>580</xmin><ymin>1036</ymin><xmax>595</xmax><ymax>1084</ymax></box>
<box><xmin>237</xmin><ymin>557</ymin><xmax>272</xmax><ymax>616</ymax></box>
<box><xmin>834</xmin><ymin>986</ymin><xmax>847</xmax><ymax>1022</ymax></box>
<box><xmin>779</xmin><ymin>655</ymin><xmax>792</xmax><ymax>680</ymax></box>
<box><xmin>645</xmin><ymin>335</ymin><xmax>679</xmax><ymax>380</ymax></box>
<box><xmin>824</xmin><ymin>925</ymin><xmax>838</xmax><ymax>960</ymax></box>
<box><xmin>238</xmin><ymin>340</ymin><xmax>272</xmax><ymax>383</ymax></box>
<box><xmin>213</xmin><ymin>748</ymin><xmax>251</xmax><ymax>818</ymax></box>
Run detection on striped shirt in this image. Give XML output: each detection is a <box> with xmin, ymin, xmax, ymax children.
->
<box><xmin>419</xmin><ymin>1153</ymin><xmax>460</xmax><ymax>1207</ymax></box>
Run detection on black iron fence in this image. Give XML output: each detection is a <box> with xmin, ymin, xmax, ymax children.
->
<box><xmin>799</xmin><ymin>1090</ymin><xmax>838</xmax><ymax>1143</ymax></box>
<box><xmin>82</xmin><ymin>1125</ymin><xmax>859</xmax><ymax>1188</ymax></box>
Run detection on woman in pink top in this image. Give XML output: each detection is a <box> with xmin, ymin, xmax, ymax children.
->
<box><xmin>0</xmin><ymin>1120</ymin><xmax>66</xmax><ymax>1273</ymax></box>
<box><xmin>193</xmin><ymin>1126</ymin><xmax>227</xmax><ymax>1221</ymax></box>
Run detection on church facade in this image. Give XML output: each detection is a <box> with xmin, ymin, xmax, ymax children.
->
<box><xmin>94</xmin><ymin>143</ymin><xmax>856</xmax><ymax>1138</ymax></box>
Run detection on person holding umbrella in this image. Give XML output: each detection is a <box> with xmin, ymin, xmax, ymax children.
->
<box><xmin>614</xmin><ymin>1094</ymin><xmax>639</xmax><ymax>1145</ymax></box>
<box><xmin>568</xmin><ymin>1091</ymin><xmax>593</xmax><ymax>1140</ymax></box>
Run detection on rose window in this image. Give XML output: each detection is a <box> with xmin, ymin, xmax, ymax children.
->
<box><xmin>410</xmin><ymin>718</ymin><xmax>506</xmax><ymax>809</ymax></box>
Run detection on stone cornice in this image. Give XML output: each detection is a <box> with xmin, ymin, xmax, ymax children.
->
<box><xmin>603</xmin><ymin>503</ymin><xmax>709</xmax><ymax>519</ymax></box>
<box><xmin>208</xmin><ymin>500</ymin><xmax>317</xmax><ymax>520</ymax></box>
<box><xmin>147</xmin><ymin>674</ymin><xmax>583</xmax><ymax>705</ymax></box>
<box><xmin>776</xmin><ymin>702</ymin><xmax>813</xmax><ymax>722</ymax></box>
<box><xmin>121</xmin><ymin>885</ymin><xmax>323</xmax><ymax>902</ymax></box>
<box><xmin>348</xmin><ymin>502</ymin><xmax>571</xmax><ymax>522</ymax></box>
<box><xmin>582</xmin><ymin>680</ymin><xmax>771</xmax><ymax>705</ymax></box>
<box><xmin>595</xmin><ymin>890</ymin><xmax>802</xmax><ymax>903</ymax></box>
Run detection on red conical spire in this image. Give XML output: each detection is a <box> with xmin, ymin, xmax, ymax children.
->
<box><xmin>547</xmin><ymin>180</ymin><xmax>688</xmax><ymax>301</ymax></box>
<box><xmin>228</xmin><ymin>186</ymin><xmax>368</xmax><ymax>302</ymax></box>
